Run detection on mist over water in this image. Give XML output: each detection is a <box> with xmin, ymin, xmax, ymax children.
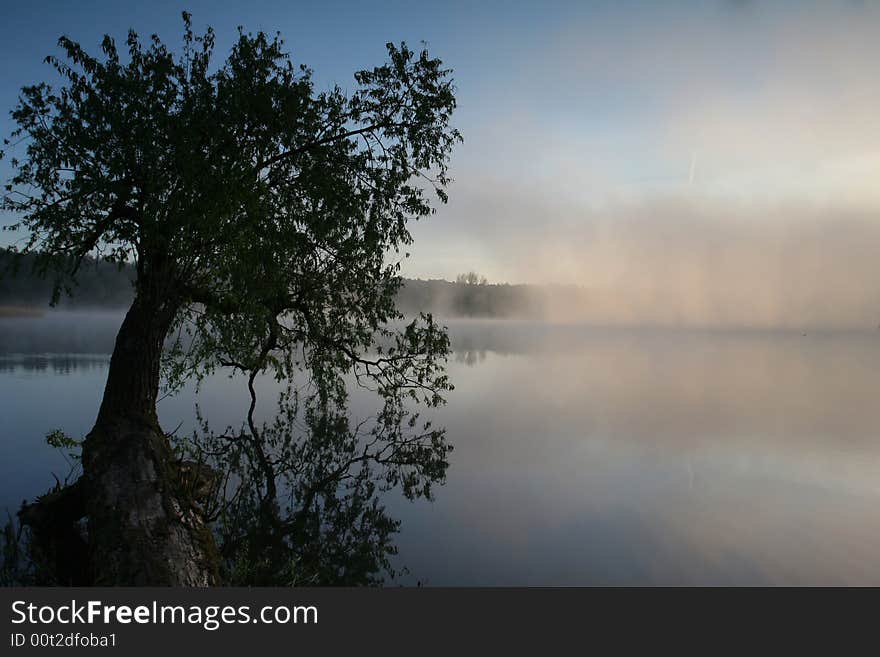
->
<box><xmin>401</xmin><ymin>1</ymin><xmax>880</xmax><ymax>334</ymax></box>
<box><xmin>414</xmin><ymin>200</ymin><xmax>880</xmax><ymax>330</ymax></box>
<box><xmin>4</xmin><ymin>312</ymin><xmax>880</xmax><ymax>584</ymax></box>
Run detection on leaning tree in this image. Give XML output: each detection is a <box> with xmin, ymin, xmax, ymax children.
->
<box><xmin>1</xmin><ymin>13</ymin><xmax>460</xmax><ymax>585</ymax></box>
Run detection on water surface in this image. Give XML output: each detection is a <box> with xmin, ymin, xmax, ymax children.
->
<box><xmin>3</xmin><ymin>312</ymin><xmax>880</xmax><ymax>585</ymax></box>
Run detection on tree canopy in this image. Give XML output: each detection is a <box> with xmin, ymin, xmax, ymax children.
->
<box><xmin>3</xmin><ymin>13</ymin><xmax>459</xmax><ymax>389</ymax></box>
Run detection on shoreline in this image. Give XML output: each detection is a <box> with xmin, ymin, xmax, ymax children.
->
<box><xmin>0</xmin><ymin>305</ymin><xmax>45</xmax><ymax>318</ymax></box>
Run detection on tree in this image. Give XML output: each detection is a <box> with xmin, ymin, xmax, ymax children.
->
<box><xmin>1</xmin><ymin>14</ymin><xmax>461</xmax><ymax>585</ymax></box>
<box><xmin>455</xmin><ymin>271</ymin><xmax>487</xmax><ymax>286</ymax></box>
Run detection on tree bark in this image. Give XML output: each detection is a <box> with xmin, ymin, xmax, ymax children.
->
<box><xmin>79</xmin><ymin>268</ymin><xmax>219</xmax><ymax>585</ymax></box>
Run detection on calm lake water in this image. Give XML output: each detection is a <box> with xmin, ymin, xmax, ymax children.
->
<box><xmin>3</xmin><ymin>311</ymin><xmax>880</xmax><ymax>585</ymax></box>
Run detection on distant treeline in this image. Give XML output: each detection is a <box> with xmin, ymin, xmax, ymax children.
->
<box><xmin>1</xmin><ymin>250</ymin><xmax>561</xmax><ymax>318</ymax></box>
<box><xmin>396</xmin><ymin>279</ymin><xmax>547</xmax><ymax>318</ymax></box>
<box><xmin>0</xmin><ymin>249</ymin><xmax>135</xmax><ymax>308</ymax></box>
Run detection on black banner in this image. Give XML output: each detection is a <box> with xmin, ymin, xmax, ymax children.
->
<box><xmin>0</xmin><ymin>587</ymin><xmax>871</xmax><ymax>654</ymax></box>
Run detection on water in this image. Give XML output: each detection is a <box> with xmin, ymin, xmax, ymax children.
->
<box><xmin>3</xmin><ymin>312</ymin><xmax>880</xmax><ymax>585</ymax></box>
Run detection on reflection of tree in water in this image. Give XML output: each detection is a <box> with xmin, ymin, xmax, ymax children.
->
<box><xmin>454</xmin><ymin>349</ymin><xmax>487</xmax><ymax>367</ymax></box>
<box><xmin>5</xmin><ymin>374</ymin><xmax>450</xmax><ymax>586</ymax></box>
<box><xmin>181</xmin><ymin>382</ymin><xmax>450</xmax><ymax>585</ymax></box>
<box><xmin>0</xmin><ymin>355</ymin><xmax>109</xmax><ymax>375</ymax></box>
<box><xmin>3</xmin><ymin>371</ymin><xmax>450</xmax><ymax>587</ymax></box>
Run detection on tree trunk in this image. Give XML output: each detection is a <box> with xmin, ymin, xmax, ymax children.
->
<box><xmin>79</xmin><ymin>270</ymin><xmax>219</xmax><ymax>585</ymax></box>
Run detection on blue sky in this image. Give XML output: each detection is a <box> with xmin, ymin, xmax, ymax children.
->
<box><xmin>2</xmin><ymin>1</ymin><xmax>880</xmax><ymax>326</ymax></box>
<box><xmin>0</xmin><ymin>0</ymin><xmax>552</xmax><ymax>249</ymax></box>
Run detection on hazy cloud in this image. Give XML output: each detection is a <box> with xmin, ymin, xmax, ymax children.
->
<box><xmin>404</xmin><ymin>1</ymin><xmax>880</xmax><ymax>328</ymax></box>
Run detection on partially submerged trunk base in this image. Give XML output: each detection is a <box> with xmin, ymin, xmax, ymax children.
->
<box><xmin>21</xmin><ymin>423</ymin><xmax>219</xmax><ymax>586</ymax></box>
<box><xmin>82</xmin><ymin>418</ymin><xmax>219</xmax><ymax>586</ymax></box>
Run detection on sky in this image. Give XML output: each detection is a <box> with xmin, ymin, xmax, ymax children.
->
<box><xmin>2</xmin><ymin>0</ymin><xmax>879</xmax><ymax>327</ymax></box>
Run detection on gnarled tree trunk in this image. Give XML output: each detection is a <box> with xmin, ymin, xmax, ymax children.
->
<box><xmin>78</xmin><ymin>267</ymin><xmax>219</xmax><ymax>585</ymax></box>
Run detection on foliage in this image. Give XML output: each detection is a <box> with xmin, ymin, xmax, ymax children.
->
<box><xmin>45</xmin><ymin>429</ymin><xmax>83</xmax><ymax>462</ymax></box>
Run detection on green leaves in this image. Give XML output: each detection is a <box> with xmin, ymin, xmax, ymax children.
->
<box><xmin>45</xmin><ymin>428</ymin><xmax>81</xmax><ymax>453</ymax></box>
